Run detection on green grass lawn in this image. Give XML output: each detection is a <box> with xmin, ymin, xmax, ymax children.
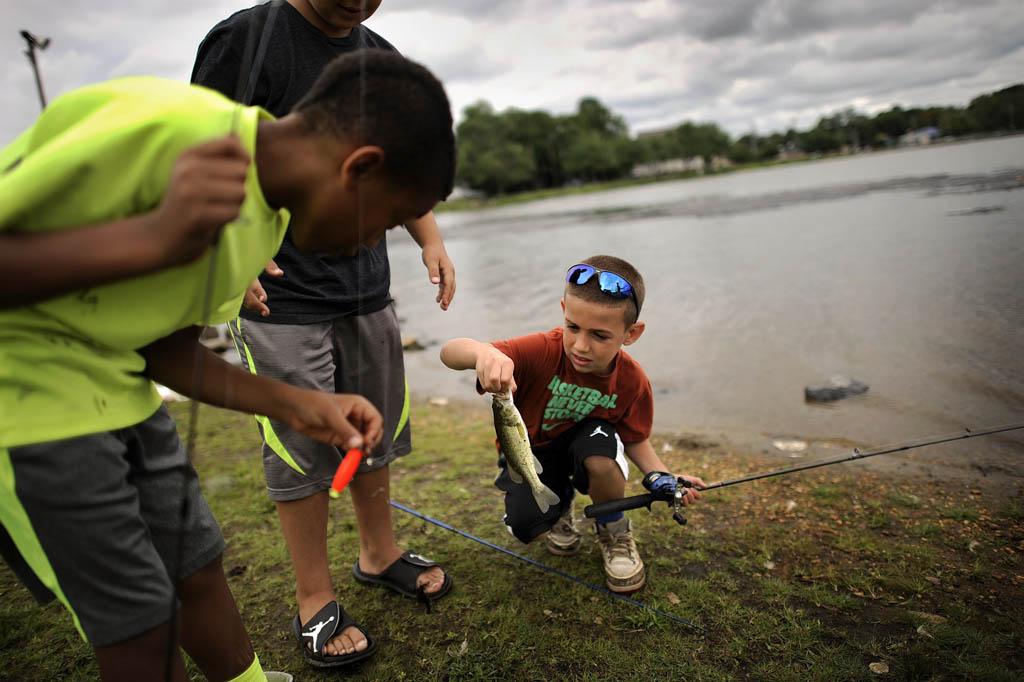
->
<box><xmin>2</xmin><ymin>399</ymin><xmax>1022</xmax><ymax>681</ymax></box>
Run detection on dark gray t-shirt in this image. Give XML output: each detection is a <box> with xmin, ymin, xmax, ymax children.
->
<box><xmin>191</xmin><ymin>1</ymin><xmax>397</xmax><ymax>323</ymax></box>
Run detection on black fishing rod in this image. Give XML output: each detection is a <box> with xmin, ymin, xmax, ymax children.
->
<box><xmin>584</xmin><ymin>421</ymin><xmax>1024</xmax><ymax>521</ymax></box>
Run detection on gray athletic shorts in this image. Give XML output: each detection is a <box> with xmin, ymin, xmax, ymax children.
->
<box><xmin>0</xmin><ymin>405</ymin><xmax>225</xmax><ymax>646</ymax></box>
<box><xmin>227</xmin><ymin>304</ymin><xmax>411</xmax><ymax>502</ymax></box>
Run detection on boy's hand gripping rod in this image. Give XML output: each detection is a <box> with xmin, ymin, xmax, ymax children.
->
<box><xmin>583</xmin><ymin>422</ymin><xmax>1024</xmax><ymax>523</ymax></box>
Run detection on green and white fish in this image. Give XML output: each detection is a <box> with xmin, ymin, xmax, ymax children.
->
<box><xmin>492</xmin><ymin>390</ymin><xmax>561</xmax><ymax>513</ymax></box>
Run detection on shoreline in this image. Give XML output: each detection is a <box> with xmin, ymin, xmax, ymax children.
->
<box><xmin>407</xmin><ymin>392</ymin><xmax>1024</xmax><ymax>498</ymax></box>
<box><xmin>435</xmin><ymin>130</ymin><xmax>1024</xmax><ymax>213</ymax></box>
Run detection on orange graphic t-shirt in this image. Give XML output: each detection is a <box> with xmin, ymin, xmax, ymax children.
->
<box><xmin>479</xmin><ymin>328</ymin><xmax>654</xmax><ymax>449</ymax></box>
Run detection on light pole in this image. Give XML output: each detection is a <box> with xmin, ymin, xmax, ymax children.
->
<box><xmin>20</xmin><ymin>30</ymin><xmax>51</xmax><ymax>110</ymax></box>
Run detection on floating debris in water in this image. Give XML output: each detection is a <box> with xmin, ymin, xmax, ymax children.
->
<box><xmin>773</xmin><ymin>439</ymin><xmax>807</xmax><ymax>453</ymax></box>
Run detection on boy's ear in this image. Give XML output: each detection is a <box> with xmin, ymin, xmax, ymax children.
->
<box><xmin>339</xmin><ymin>145</ymin><xmax>385</xmax><ymax>189</ymax></box>
<box><xmin>622</xmin><ymin>320</ymin><xmax>645</xmax><ymax>346</ymax></box>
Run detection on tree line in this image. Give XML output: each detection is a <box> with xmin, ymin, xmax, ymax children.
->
<box><xmin>455</xmin><ymin>83</ymin><xmax>1023</xmax><ymax>196</ymax></box>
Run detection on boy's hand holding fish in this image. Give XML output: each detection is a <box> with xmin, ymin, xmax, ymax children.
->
<box><xmin>454</xmin><ymin>339</ymin><xmax>517</xmax><ymax>395</ymax></box>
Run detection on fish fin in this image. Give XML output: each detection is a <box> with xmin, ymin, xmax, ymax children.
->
<box><xmin>532</xmin><ymin>484</ymin><xmax>562</xmax><ymax>514</ymax></box>
<box><xmin>507</xmin><ymin>465</ymin><xmax>523</xmax><ymax>484</ymax></box>
<box><xmin>532</xmin><ymin>454</ymin><xmax>544</xmax><ymax>475</ymax></box>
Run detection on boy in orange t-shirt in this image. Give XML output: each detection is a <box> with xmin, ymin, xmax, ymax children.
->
<box><xmin>441</xmin><ymin>255</ymin><xmax>706</xmax><ymax>593</ymax></box>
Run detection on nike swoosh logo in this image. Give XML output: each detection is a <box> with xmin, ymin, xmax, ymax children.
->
<box><xmin>542</xmin><ymin>421</ymin><xmax>572</xmax><ymax>431</ymax></box>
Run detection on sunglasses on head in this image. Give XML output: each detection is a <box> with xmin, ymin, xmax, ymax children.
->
<box><xmin>565</xmin><ymin>264</ymin><xmax>641</xmax><ymax>317</ymax></box>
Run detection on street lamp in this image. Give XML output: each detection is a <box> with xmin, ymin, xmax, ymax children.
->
<box><xmin>20</xmin><ymin>30</ymin><xmax>51</xmax><ymax>110</ymax></box>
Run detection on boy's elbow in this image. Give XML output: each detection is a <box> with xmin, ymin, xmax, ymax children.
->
<box><xmin>439</xmin><ymin>337</ymin><xmax>476</xmax><ymax>370</ymax></box>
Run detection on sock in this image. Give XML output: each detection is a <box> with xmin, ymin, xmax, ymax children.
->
<box><xmin>596</xmin><ymin>511</ymin><xmax>624</xmax><ymax>526</ymax></box>
<box><xmin>225</xmin><ymin>653</ymin><xmax>266</xmax><ymax>682</ymax></box>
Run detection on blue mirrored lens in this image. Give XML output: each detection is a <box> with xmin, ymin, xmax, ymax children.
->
<box><xmin>597</xmin><ymin>272</ymin><xmax>632</xmax><ymax>299</ymax></box>
<box><xmin>566</xmin><ymin>265</ymin><xmax>595</xmax><ymax>285</ymax></box>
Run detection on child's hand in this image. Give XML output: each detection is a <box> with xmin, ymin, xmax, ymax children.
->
<box><xmin>151</xmin><ymin>136</ymin><xmax>251</xmax><ymax>267</ymax></box>
<box><xmin>242</xmin><ymin>259</ymin><xmax>283</xmax><ymax>316</ymax></box>
<box><xmin>477</xmin><ymin>346</ymin><xmax>516</xmax><ymax>395</ymax></box>
<box><xmin>420</xmin><ymin>243</ymin><xmax>455</xmax><ymax>310</ymax></box>
<box><xmin>284</xmin><ymin>390</ymin><xmax>383</xmax><ymax>452</ymax></box>
<box><xmin>643</xmin><ymin>471</ymin><xmax>707</xmax><ymax>506</ymax></box>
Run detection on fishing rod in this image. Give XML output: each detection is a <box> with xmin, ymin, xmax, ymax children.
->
<box><xmin>166</xmin><ymin>4</ymin><xmax>282</xmax><ymax>680</ymax></box>
<box><xmin>583</xmin><ymin>421</ymin><xmax>1024</xmax><ymax>522</ymax></box>
<box><xmin>389</xmin><ymin>501</ymin><xmax>707</xmax><ymax>632</ymax></box>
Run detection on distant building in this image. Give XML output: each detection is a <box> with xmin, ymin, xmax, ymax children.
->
<box><xmin>631</xmin><ymin>156</ymin><xmax>705</xmax><ymax>178</ymax></box>
<box><xmin>899</xmin><ymin>126</ymin><xmax>940</xmax><ymax>146</ymax></box>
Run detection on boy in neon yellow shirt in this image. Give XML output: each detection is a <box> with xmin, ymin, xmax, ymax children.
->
<box><xmin>0</xmin><ymin>49</ymin><xmax>455</xmax><ymax>682</ymax></box>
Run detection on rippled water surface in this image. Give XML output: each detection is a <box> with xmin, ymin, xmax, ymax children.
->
<box><xmin>388</xmin><ymin>137</ymin><xmax>1024</xmax><ymax>480</ymax></box>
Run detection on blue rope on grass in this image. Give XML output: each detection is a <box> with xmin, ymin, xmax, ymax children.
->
<box><xmin>390</xmin><ymin>500</ymin><xmax>707</xmax><ymax>633</ymax></box>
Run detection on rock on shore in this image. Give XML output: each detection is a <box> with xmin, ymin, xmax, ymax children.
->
<box><xmin>805</xmin><ymin>375</ymin><xmax>869</xmax><ymax>402</ymax></box>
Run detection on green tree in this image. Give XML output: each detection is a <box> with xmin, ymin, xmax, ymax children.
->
<box><xmin>673</xmin><ymin>122</ymin><xmax>731</xmax><ymax>164</ymax></box>
<box><xmin>968</xmin><ymin>84</ymin><xmax>1023</xmax><ymax>132</ymax></box>
<box><xmin>455</xmin><ymin>101</ymin><xmax>536</xmax><ymax>195</ymax></box>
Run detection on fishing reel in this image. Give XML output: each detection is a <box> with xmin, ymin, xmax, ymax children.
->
<box><xmin>642</xmin><ymin>471</ymin><xmax>693</xmax><ymax>527</ymax></box>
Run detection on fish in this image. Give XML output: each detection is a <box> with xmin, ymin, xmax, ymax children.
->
<box><xmin>492</xmin><ymin>390</ymin><xmax>561</xmax><ymax>513</ymax></box>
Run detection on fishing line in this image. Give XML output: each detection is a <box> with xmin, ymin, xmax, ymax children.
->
<box><xmin>389</xmin><ymin>500</ymin><xmax>707</xmax><ymax>633</ymax></box>
<box><xmin>583</xmin><ymin>420</ymin><xmax>1024</xmax><ymax>519</ymax></box>
<box><xmin>165</xmin><ymin>3</ymin><xmax>281</xmax><ymax>679</ymax></box>
<box><xmin>702</xmin><ymin>421</ymin><xmax>1024</xmax><ymax>492</ymax></box>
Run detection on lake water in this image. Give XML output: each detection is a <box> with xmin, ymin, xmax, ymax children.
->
<box><xmin>388</xmin><ymin>136</ymin><xmax>1024</xmax><ymax>484</ymax></box>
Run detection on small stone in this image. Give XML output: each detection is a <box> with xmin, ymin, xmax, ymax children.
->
<box><xmin>428</xmin><ymin>397</ymin><xmax>449</xmax><ymax>406</ymax></box>
<box><xmin>869</xmin><ymin>661</ymin><xmax>889</xmax><ymax>674</ymax></box>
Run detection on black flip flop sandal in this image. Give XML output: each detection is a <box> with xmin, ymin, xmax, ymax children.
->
<box><xmin>352</xmin><ymin>550</ymin><xmax>453</xmax><ymax>609</ymax></box>
<box><xmin>292</xmin><ymin>600</ymin><xmax>378</xmax><ymax>668</ymax></box>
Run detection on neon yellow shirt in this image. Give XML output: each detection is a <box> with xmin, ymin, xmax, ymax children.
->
<box><xmin>0</xmin><ymin>77</ymin><xmax>289</xmax><ymax>448</ymax></box>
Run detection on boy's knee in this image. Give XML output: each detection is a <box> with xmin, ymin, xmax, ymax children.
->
<box><xmin>583</xmin><ymin>455</ymin><xmax>622</xmax><ymax>479</ymax></box>
<box><xmin>178</xmin><ymin>553</ymin><xmax>225</xmax><ymax>596</ymax></box>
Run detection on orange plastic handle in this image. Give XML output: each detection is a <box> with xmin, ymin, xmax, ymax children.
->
<box><xmin>328</xmin><ymin>448</ymin><xmax>363</xmax><ymax>499</ymax></box>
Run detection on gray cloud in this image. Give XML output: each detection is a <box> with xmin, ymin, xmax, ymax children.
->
<box><xmin>1</xmin><ymin>0</ymin><xmax>1022</xmax><ymax>146</ymax></box>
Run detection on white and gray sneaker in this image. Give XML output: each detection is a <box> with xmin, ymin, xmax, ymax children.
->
<box><xmin>595</xmin><ymin>516</ymin><xmax>645</xmax><ymax>593</ymax></box>
<box><xmin>545</xmin><ymin>504</ymin><xmax>582</xmax><ymax>556</ymax></box>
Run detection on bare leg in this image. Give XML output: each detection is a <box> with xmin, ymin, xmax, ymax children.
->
<box><xmin>349</xmin><ymin>465</ymin><xmax>445</xmax><ymax>593</ymax></box>
<box><xmin>177</xmin><ymin>556</ymin><xmax>256</xmax><ymax>680</ymax></box>
<box><xmin>584</xmin><ymin>456</ymin><xmax>626</xmax><ymax>505</ymax></box>
<box><xmin>276</xmin><ymin>493</ymin><xmax>367</xmax><ymax>656</ymax></box>
<box><xmin>94</xmin><ymin>557</ymin><xmax>253</xmax><ymax>682</ymax></box>
<box><xmin>94</xmin><ymin>621</ymin><xmax>187</xmax><ymax>682</ymax></box>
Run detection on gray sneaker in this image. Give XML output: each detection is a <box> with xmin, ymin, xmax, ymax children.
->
<box><xmin>545</xmin><ymin>504</ymin><xmax>582</xmax><ymax>555</ymax></box>
<box><xmin>595</xmin><ymin>516</ymin><xmax>645</xmax><ymax>593</ymax></box>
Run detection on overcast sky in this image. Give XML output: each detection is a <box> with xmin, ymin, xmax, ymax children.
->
<box><xmin>2</xmin><ymin>0</ymin><xmax>1022</xmax><ymax>146</ymax></box>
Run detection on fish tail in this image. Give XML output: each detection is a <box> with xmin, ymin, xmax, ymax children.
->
<box><xmin>532</xmin><ymin>484</ymin><xmax>562</xmax><ymax>514</ymax></box>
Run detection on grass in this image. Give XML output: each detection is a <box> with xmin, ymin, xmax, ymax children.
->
<box><xmin>2</xmin><ymin>398</ymin><xmax>1022</xmax><ymax>681</ymax></box>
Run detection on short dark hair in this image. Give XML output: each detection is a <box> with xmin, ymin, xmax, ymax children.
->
<box><xmin>565</xmin><ymin>255</ymin><xmax>645</xmax><ymax>326</ymax></box>
<box><xmin>293</xmin><ymin>49</ymin><xmax>456</xmax><ymax>201</ymax></box>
